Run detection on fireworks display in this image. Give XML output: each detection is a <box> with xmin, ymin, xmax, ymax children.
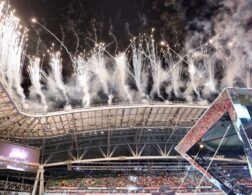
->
<box><xmin>0</xmin><ymin>0</ymin><xmax>251</xmax><ymax>113</ymax></box>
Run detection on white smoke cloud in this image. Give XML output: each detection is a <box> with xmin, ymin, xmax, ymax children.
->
<box><xmin>209</xmin><ymin>0</ymin><xmax>252</xmax><ymax>88</ymax></box>
<box><xmin>1</xmin><ymin>0</ymin><xmax>252</xmax><ymax>113</ymax></box>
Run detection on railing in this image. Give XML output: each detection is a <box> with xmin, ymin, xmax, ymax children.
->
<box><xmin>22</xmin><ymin>100</ymin><xmax>209</xmax><ymax>115</ymax></box>
<box><xmin>0</xmin><ymin>180</ymin><xmax>32</xmax><ymax>192</ymax></box>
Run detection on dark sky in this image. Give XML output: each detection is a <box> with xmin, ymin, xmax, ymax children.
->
<box><xmin>9</xmin><ymin>0</ymin><xmax>219</xmax><ymax>54</ymax></box>
<box><xmin>8</xmin><ymin>0</ymin><xmax>220</xmax><ymax>81</ymax></box>
<box><xmin>6</xmin><ymin>0</ymin><xmax>222</xmax><ymax>102</ymax></box>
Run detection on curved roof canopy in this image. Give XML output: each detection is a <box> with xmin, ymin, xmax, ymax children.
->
<box><xmin>0</xmin><ymin>83</ymin><xmax>208</xmax><ymax>138</ymax></box>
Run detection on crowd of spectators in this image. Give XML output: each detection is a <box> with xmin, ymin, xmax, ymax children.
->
<box><xmin>46</xmin><ymin>169</ymin><xmax>252</xmax><ymax>194</ymax></box>
<box><xmin>46</xmin><ymin>171</ymin><xmax>214</xmax><ymax>191</ymax></box>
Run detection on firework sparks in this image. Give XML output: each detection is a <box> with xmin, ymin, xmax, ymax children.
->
<box><xmin>0</xmin><ymin>1</ymin><xmax>250</xmax><ymax>113</ymax></box>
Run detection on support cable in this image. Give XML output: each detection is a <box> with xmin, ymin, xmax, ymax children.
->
<box><xmin>193</xmin><ymin>124</ymin><xmax>231</xmax><ymax>194</ymax></box>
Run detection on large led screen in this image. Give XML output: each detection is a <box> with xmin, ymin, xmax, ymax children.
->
<box><xmin>0</xmin><ymin>140</ymin><xmax>40</xmax><ymax>172</ymax></box>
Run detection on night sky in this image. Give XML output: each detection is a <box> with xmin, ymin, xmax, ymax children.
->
<box><xmin>8</xmin><ymin>0</ymin><xmax>221</xmax><ymax>95</ymax></box>
<box><xmin>9</xmin><ymin>0</ymin><xmax>220</xmax><ymax>54</ymax></box>
<box><xmin>2</xmin><ymin>0</ymin><xmax>252</xmax><ymax>107</ymax></box>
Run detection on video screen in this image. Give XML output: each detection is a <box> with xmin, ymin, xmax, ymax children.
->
<box><xmin>0</xmin><ymin>140</ymin><xmax>40</xmax><ymax>172</ymax></box>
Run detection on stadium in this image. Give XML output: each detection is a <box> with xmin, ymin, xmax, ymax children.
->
<box><xmin>0</xmin><ymin>0</ymin><xmax>252</xmax><ymax>195</ymax></box>
<box><xmin>1</xmin><ymin>79</ymin><xmax>252</xmax><ymax>195</ymax></box>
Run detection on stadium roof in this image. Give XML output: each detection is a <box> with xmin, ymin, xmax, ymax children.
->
<box><xmin>0</xmin><ymin>82</ymin><xmax>208</xmax><ymax>139</ymax></box>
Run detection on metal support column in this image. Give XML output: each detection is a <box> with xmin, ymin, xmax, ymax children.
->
<box><xmin>4</xmin><ymin>175</ymin><xmax>8</xmax><ymax>192</ymax></box>
<box><xmin>39</xmin><ymin>166</ymin><xmax>44</xmax><ymax>195</ymax></box>
<box><xmin>32</xmin><ymin>169</ymin><xmax>40</xmax><ymax>195</ymax></box>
